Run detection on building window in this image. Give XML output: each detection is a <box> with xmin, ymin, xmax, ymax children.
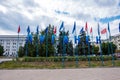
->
<box><xmin>13</xmin><ymin>43</ymin><xmax>16</xmax><ymax>45</ymax></box>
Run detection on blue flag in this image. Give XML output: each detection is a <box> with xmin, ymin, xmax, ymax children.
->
<box><xmin>26</xmin><ymin>34</ymin><xmax>32</xmax><ymax>44</ymax></box>
<box><xmin>63</xmin><ymin>36</ymin><xmax>68</xmax><ymax>44</ymax></box>
<box><xmin>26</xmin><ymin>37</ymin><xmax>28</xmax><ymax>44</ymax></box>
<box><xmin>99</xmin><ymin>36</ymin><xmax>101</xmax><ymax>43</ymax></box>
<box><xmin>108</xmin><ymin>23</ymin><xmax>110</xmax><ymax>33</ymax></box>
<box><xmin>98</xmin><ymin>23</ymin><xmax>100</xmax><ymax>36</ymax></box>
<box><xmin>119</xmin><ymin>23</ymin><xmax>120</xmax><ymax>32</ymax></box>
<box><xmin>29</xmin><ymin>34</ymin><xmax>32</xmax><ymax>43</ymax></box>
<box><xmin>86</xmin><ymin>35</ymin><xmax>89</xmax><ymax>44</ymax></box>
<box><xmin>45</xmin><ymin>27</ymin><xmax>48</xmax><ymax>34</ymax></box>
<box><xmin>40</xmin><ymin>35</ymin><xmax>45</xmax><ymax>44</ymax></box>
<box><xmin>27</xmin><ymin>26</ymin><xmax>30</xmax><ymax>34</ymax></box>
<box><xmin>36</xmin><ymin>25</ymin><xmax>39</xmax><ymax>34</ymax></box>
<box><xmin>51</xmin><ymin>35</ymin><xmax>55</xmax><ymax>44</ymax></box>
<box><xmin>78</xmin><ymin>36</ymin><xmax>80</xmax><ymax>44</ymax></box>
<box><xmin>74</xmin><ymin>36</ymin><xmax>77</xmax><ymax>44</ymax></box>
<box><xmin>59</xmin><ymin>21</ymin><xmax>64</xmax><ymax>31</ymax></box>
<box><xmin>96</xmin><ymin>36</ymin><xmax>99</xmax><ymax>44</ymax></box>
<box><xmin>80</xmin><ymin>27</ymin><xmax>84</xmax><ymax>34</ymax></box>
<box><xmin>72</xmin><ymin>21</ymin><xmax>76</xmax><ymax>34</ymax></box>
<box><xmin>96</xmin><ymin>36</ymin><xmax>101</xmax><ymax>44</ymax></box>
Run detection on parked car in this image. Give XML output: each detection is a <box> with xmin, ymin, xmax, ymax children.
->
<box><xmin>114</xmin><ymin>53</ymin><xmax>120</xmax><ymax>58</ymax></box>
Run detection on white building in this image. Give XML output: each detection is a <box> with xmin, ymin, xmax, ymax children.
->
<box><xmin>111</xmin><ymin>33</ymin><xmax>120</xmax><ymax>50</ymax></box>
<box><xmin>0</xmin><ymin>35</ymin><xmax>26</xmax><ymax>56</ymax></box>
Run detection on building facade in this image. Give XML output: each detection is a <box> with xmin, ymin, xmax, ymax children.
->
<box><xmin>111</xmin><ymin>33</ymin><xmax>120</xmax><ymax>50</ymax></box>
<box><xmin>0</xmin><ymin>35</ymin><xmax>26</xmax><ymax>56</ymax></box>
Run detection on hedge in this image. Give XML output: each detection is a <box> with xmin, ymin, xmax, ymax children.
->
<box><xmin>21</xmin><ymin>56</ymin><xmax>117</xmax><ymax>62</ymax></box>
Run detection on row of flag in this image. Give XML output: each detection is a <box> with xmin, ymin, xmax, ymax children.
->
<box><xmin>17</xmin><ymin>25</ymin><xmax>57</xmax><ymax>34</ymax></box>
<box><xmin>17</xmin><ymin>23</ymin><xmax>120</xmax><ymax>36</ymax></box>
<box><xmin>72</xmin><ymin>22</ymin><xmax>120</xmax><ymax>35</ymax></box>
<box><xmin>17</xmin><ymin>22</ymin><xmax>120</xmax><ymax>44</ymax></box>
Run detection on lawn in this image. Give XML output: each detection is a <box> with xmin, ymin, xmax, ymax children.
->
<box><xmin>0</xmin><ymin>60</ymin><xmax>120</xmax><ymax>69</ymax></box>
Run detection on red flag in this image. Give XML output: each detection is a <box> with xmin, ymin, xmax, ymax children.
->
<box><xmin>85</xmin><ymin>22</ymin><xmax>88</xmax><ymax>31</ymax></box>
<box><xmin>90</xmin><ymin>27</ymin><xmax>92</xmax><ymax>33</ymax></box>
<box><xmin>101</xmin><ymin>28</ymin><xmax>107</xmax><ymax>34</ymax></box>
<box><xmin>53</xmin><ymin>27</ymin><xmax>56</xmax><ymax>34</ymax></box>
<box><xmin>18</xmin><ymin>25</ymin><xmax>20</xmax><ymax>33</ymax></box>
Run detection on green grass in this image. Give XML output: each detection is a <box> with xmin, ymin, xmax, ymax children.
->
<box><xmin>0</xmin><ymin>60</ymin><xmax>120</xmax><ymax>69</ymax></box>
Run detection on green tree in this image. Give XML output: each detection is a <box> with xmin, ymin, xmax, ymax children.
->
<box><xmin>93</xmin><ymin>45</ymin><xmax>99</xmax><ymax>56</ymax></box>
<box><xmin>57</xmin><ymin>31</ymin><xmax>73</xmax><ymax>56</ymax></box>
<box><xmin>18</xmin><ymin>24</ymin><xmax>55</xmax><ymax>57</ymax></box>
<box><xmin>102</xmin><ymin>42</ymin><xmax>117</xmax><ymax>55</ymax></box>
<box><xmin>76</xmin><ymin>31</ymin><xmax>92</xmax><ymax>56</ymax></box>
<box><xmin>0</xmin><ymin>45</ymin><xmax>4</xmax><ymax>56</ymax></box>
<box><xmin>18</xmin><ymin>46</ymin><xmax>24</xmax><ymax>57</ymax></box>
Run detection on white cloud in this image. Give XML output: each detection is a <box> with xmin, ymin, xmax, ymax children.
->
<box><xmin>0</xmin><ymin>5</ymin><xmax>7</xmax><ymax>13</ymax></box>
<box><xmin>0</xmin><ymin>0</ymin><xmax>119</xmax><ymax>40</ymax></box>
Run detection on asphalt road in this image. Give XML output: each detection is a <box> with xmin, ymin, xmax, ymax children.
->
<box><xmin>0</xmin><ymin>68</ymin><xmax>120</xmax><ymax>80</ymax></box>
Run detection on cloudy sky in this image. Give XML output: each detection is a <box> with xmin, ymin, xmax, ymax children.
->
<box><xmin>0</xmin><ymin>0</ymin><xmax>120</xmax><ymax>40</ymax></box>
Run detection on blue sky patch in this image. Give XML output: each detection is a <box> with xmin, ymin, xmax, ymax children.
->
<box><xmin>99</xmin><ymin>15</ymin><xmax>120</xmax><ymax>23</ymax></box>
<box><xmin>55</xmin><ymin>10</ymin><xmax>69</xmax><ymax>15</ymax></box>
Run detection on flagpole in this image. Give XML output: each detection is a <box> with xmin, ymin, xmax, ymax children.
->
<box><xmin>26</xmin><ymin>34</ymin><xmax>28</xmax><ymax>56</ymax></box>
<box><xmin>75</xmin><ymin>22</ymin><xmax>78</xmax><ymax>67</ymax></box>
<box><xmin>82</xmin><ymin>42</ymin><xmax>85</xmax><ymax>56</ymax></box>
<box><xmin>26</xmin><ymin>26</ymin><xmax>30</xmax><ymax>57</ymax></box>
<box><xmin>106</xmin><ymin>30</ymin><xmax>110</xmax><ymax>56</ymax></box>
<box><xmin>17</xmin><ymin>32</ymin><xmax>19</xmax><ymax>58</ymax></box>
<box><xmin>62</xmin><ymin>28</ymin><xmax>65</xmax><ymax>68</ymax></box>
<box><xmin>36</xmin><ymin>33</ymin><xmax>38</xmax><ymax>57</ymax></box>
<box><xmin>85</xmin><ymin>22</ymin><xmax>91</xmax><ymax>67</ymax></box>
<box><xmin>87</xmin><ymin>36</ymin><xmax>91</xmax><ymax>67</ymax></box>
<box><xmin>108</xmin><ymin>23</ymin><xmax>115</xmax><ymax>66</ymax></box>
<box><xmin>98</xmin><ymin>23</ymin><xmax>104</xmax><ymax>66</ymax></box>
<box><xmin>36</xmin><ymin>26</ymin><xmax>39</xmax><ymax>57</ymax></box>
<box><xmin>91</xmin><ymin>28</ymin><xmax>94</xmax><ymax>56</ymax></box>
<box><xmin>46</xmin><ymin>30</ymin><xmax>48</xmax><ymax>58</ymax></box>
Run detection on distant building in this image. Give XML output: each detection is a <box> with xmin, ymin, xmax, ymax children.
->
<box><xmin>111</xmin><ymin>33</ymin><xmax>120</xmax><ymax>50</ymax></box>
<box><xmin>0</xmin><ymin>35</ymin><xmax>26</xmax><ymax>57</ymax></box>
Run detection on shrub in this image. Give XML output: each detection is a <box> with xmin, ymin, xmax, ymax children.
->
<box><xmin>21</xmin><ymin>55</ymin><xmax>117</xmax><ymax>62</ymax></box>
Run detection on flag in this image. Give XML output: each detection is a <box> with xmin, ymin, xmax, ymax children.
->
<box><xmin>98</xmin><ymin>23</ymin><xmax>100</xmax><ymax>36</ymax></box>
<box><xmin>40</xmin><ymin>35</ymin><xmax>45</xmax><ymax>44</ymax></box>
<box><xmin>51</xmin><ymin>35</ymin><xmax>55</xmax><ymax>44</ymax></box>
<box><xmin>108</xmin><ymin>23</ymin><xmax>110</xmax><ymax>33</ymax></box>
<box><xmin>96</xmin><ymin>36</ymin><xmax>101</xmax><ymax>44</ymax></box>
<box><xmin>90</xmin><ymin>27</ymin><xmax>92</xmax><ymax>34</ymax></box>
<box><xmin>18</xmin><ymin>25</ymin><xmax>20</xmax><ymax>33</ymax></box>
<box><xmin>29</xmin><ymin>34</ymin><xmax>32</xmax><ymax>43</ymax></box>
<box><xmin>119</xmin><ymin>23</ymin><xmax>120</xmax><ymax>32</ymax></box>
<box><xmin>80</xmin><ymin>27</ymin><xmax>84</xmax><ymax>34</ymax></box>
<box><xmin>53</xmin><ymin>27</ymin><xmax>57</xmax><ymax>34</ymax></box>
<box><xmin>96</xmin><ymin>36</ymin><xmax>99</xmax><ymax>44</ymax></box>
<box><xmin>99</xmin><ymin>36</ymin><xmax>101</xmax><ymax>43</ymax></box>
<box><xmin>26</xmin><ymin>37</ymin><xmax>28</xmax><ymax>44</ymax></box>
<box><xmin>85</xmin><ymin>22</ymin><xmax>88</xmax><ymax>31</ymax></box>
<box><xmin>78</xmin><ymin>36</ymin><xmax>80</xmax><ymax>44</ymax></box>
<box><xmin>74</xmin><ymin>36</ymin><xmax>77</xmax><ymax>44</ymax></box>
<box><xmin>101</xmin><ymin>28</ymin><xmax>107</xmax><ymax>34</ymax></box>
<box><xmin>86</xmin><ymin>35</ymin><xmax>89</xmax><ymax>44</ymax></box>
<box><xmin>45</xmin><ymin>27</ymin><xmax>48</xmax><ymax>34</ymax></box>
<box><xmin>63</xmin><ymin>35</ymin><xmax>68</xmax><ymax>44</ymax></box>
<box><xmin>27</xmin><ymin>34</ymin><xmax>32</xmax><ymax>44</ymax></box>
<box><xmin>72</xmin><ymin>21</ymin><xmax>76</xmax><ymax>34</ymax></box>
<box><xmin>59</xmin><ymin>21</ymin><xmax>64</xmax><ymax>31</ymax></box>
<box><xmin>27</xmin><ymin>26</ymin><xmax>30</xmax><ymax>34</ymax></box>
<box><xmin>36</xmin><ymin>25</ymin><xmax>39</xmax><ymax>34</ymax></box>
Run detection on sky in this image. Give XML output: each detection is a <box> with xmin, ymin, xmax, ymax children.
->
<box><xmin>0</xmin><ymin>0</ymin><xmax>120</xmax><ymax>40</ymax></box>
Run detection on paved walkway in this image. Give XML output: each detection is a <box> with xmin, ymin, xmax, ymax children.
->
<box><xmin>0</xmin><ymin>68</ymin><xmax>120</xmax><ymax>80</ymax></box>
